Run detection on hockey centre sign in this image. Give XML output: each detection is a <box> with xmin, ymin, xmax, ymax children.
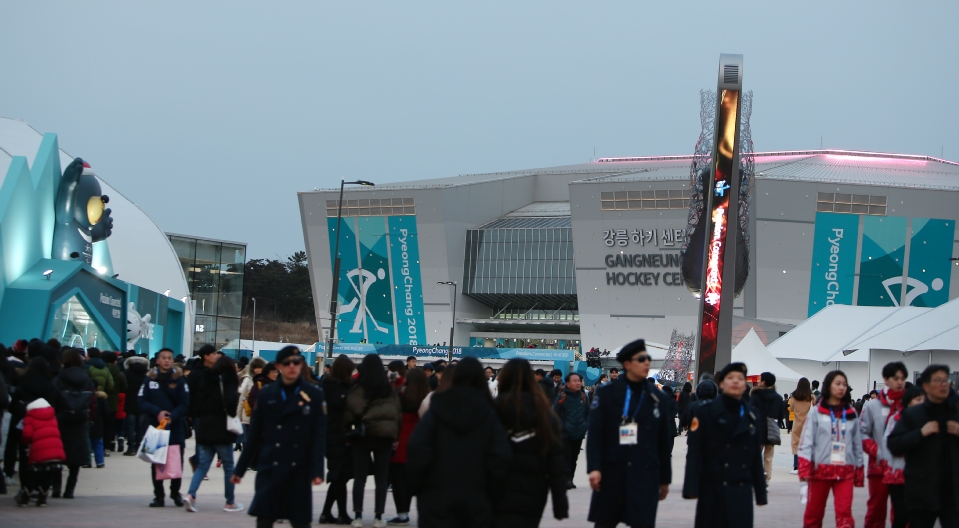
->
<box><xmin>604</xmin><ymin>252</ymin><xmax>685</xmax><ymax>287</ymax></box>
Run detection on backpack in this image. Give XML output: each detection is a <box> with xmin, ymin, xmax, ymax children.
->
<box><xmin>61</xmin><ymin>389</ymin><xmax>92</xmax><ymax>425</ymax></box>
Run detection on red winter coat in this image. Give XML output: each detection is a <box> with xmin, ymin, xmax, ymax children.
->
<box><xmin>391</xmin><ymin>411</ymin><xmax>419</xmax><ymax>464</ymax></box>
<box><xmin>22</xmin><ymin>399</ymin><xmax>66</xmax><ymax>464</ymax></box>
<box><xmin>116</xmin><ymin>393</ymin><xmax>127</xmax><ymax>419</ymax></box>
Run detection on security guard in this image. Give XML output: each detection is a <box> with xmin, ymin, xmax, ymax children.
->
<box><xmin>586</xmin><ymin>339</ymin><xmax>673</xmax><ymax>528</ymax></box>
<box><xmin>233</xmin><ymin>346</ymin><xmax>327</xmax><ymax>528</ymax></box>
<box><xmin>682</xmin><ymin>362</ymin><xmax>767</xmax><ymax>528</ymax></box>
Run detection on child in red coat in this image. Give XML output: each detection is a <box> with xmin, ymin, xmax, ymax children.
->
<box><xmin>18</xmin><ymin>398</ymin><xmax>66</xmax><ymax>506</ymax></box>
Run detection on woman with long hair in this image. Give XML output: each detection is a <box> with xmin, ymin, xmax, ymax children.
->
<box><xmin>343</xmin><ymin>354</ymin><xmax>402</xmax><ymax>527</ymax></box>
<box><xmin>407</xmin><ymin>357</ymin><xmax>512</xmax><ymax>527</ymax></box>
<box><xmin>387</xmin><ymin>367</ymin><xmax>430</xmax><ymax>525</ymax></box>
<box><xmin>319</xmin><ymin>355</ymin><xmax>356</xmax><ymax>525</ymax></box>
<box><xmin>789</xmin><ymin>377</ymin><xmax>815</xmax><ymax>474</ymax></box>
<box><xmin>798</xmin><ymin>370</ymin><xmax>864</xmax><ymax>528</ymax></box>
<box><xmin>493</xmin><ymin>359</ymin><xmax>568</xmax><ymax>527</ymax></box>
<box><xmin>54</xmin><ymin>349</ymin><xmax>94</xmax><ymax>498</ymax></box>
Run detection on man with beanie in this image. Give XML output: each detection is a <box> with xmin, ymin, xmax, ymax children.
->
<box><xmin>859</xmin><ymin>361</ymin><xmax>908</xmax><ymax>528</ymax></box>
<box><xmin>683</xmin><ymin>362</ymin><xmax>767</xmax><ymax>527</ymax></box>
<box><xmin>587</xmin><ymin>339</ymin><xmax>672</xmax><ymax>528</ymax></box>
<box><xmin>749</xmin><ymin>371</ymin><xmax>783</xmax><ymax>485</ymax></box>
<box><xmin>233</xmin><ymin>346</ymin><xmax>327</xmax><ymax>528</ymax></box>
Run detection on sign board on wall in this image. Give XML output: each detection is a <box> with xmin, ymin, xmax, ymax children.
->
<box><xmin>331</xmin><ymin>342</ymin><xmax>575</xmax><ymax>362</ymax></box>
<box><xmin>599</xmin><ymin>225</ymin><xmax>689</xmax><ymax>290</ymax></box>
<box><xmin>327</xmin><ymin>216</ymin><xmax>427</xmax><ymax>345</ymax></box>
<box><xmin>808</xmin><ymin>212</ymin><xmax>953</xmax><ymax>316</ymax></box>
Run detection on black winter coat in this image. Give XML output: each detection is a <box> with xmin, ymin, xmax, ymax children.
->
<box><xmin>888</xmin><ymin>399</ymin><xmax>959</xmax><ymax>512</ymax></box>
<box><xmin>189</xmin><ymin>367</ymin><xmax>240</xmax><ymax>445</ymax></box>
<box><xmin>537</xmin><ymin>378</ymin><xmax>556</xmax><ymax>403</ymax></box>
<box><xmin>235</xmin><ymin>380</ymin><xmax>327</xmax><ymax>525</ymax></box>
<box><xmin>683</xmin><ymin>395</ymin><xmax>767</xmax><ymax>528</ymax></box>
<box><xmin>138</xmin><ymin>367</ymin><xmax>190</xmax><ymax>445</ymax></box>
<box><xmin>553</xmin><ymin>388</ymin><xmax>589</xmax><ymax>441</ymax></box>
<box><xmin>407</xmin><ymin>386</ymin><xmax>513</xmax><ymax>528</ymax></box>
<box><xmin>122</xmin><ymin>357</ymin><xmax>149</xmax><ymax>414</ymax></box>
<box><xmin>55</xmin><ymin>366</ymin><xmax>94</xmax><ymax>466</ymax></box>
<box><xmin>586</xmin><ymin>377</ymin><xmax>673</xmax><ymax>527</ymax></box>
<box><xmin>749</xmin><ymin>387</ymin><xmax>783</xmax><ymax>445</ymax></box>
<box><xmin>321</xmin><ymin>376</ymin><xmax>352</xmax><ymax>481</ymax></box>
<box><xmin>494</xmin><ymin>393</ymin><xmax>569</xmax><ymax>527</ymax></box>
<box><xmin>104</xmin><ymin>362</ymin><xmax>127</xmax><ymax>413</ymax></box>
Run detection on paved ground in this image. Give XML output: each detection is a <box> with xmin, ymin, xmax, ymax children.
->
<box><xmin>2</xmin><ymin>434</ymin><xmax>871</xmax><ymax>527</ymax></box>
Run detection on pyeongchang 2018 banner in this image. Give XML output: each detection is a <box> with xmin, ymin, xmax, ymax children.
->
<box><xmin>327</xmin><ymin>216</ymin><xmax>427</xmax><ymax>346</ymax></box>
<box><xmin>808</xmin><ymin>212</ymin><xmax>860</xmax><ymax>316</ymax></box>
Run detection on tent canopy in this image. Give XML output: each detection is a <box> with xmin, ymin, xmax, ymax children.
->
<box><xmin>834</xmin><ymin>298</ymin><xmax>959</xmax><ymax>359</ymax></box>
<box><xmin>767</xmin><ymin>305</ymin><xmax>902</xmax><ymax>363</ymax></box>
<box><xmin>732</xmin><ymin>328</ymin><xmax>805</xmax><ymax>381</ymax></box>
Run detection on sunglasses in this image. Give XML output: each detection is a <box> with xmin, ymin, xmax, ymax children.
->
<box><xmin>631</xmin><ymin>354</ymin><xmax>651</xmax><ymax>363</ymax></box>
<box><xmin>280</xmin><ymin>357</ymin><xmax>304</xmax><ymax>367</ymax></box>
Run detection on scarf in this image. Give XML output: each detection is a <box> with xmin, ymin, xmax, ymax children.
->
<box><xmin>881</xmin><ymin>388</ymin><xmax>904</xmax><ymax>426</ymax></box>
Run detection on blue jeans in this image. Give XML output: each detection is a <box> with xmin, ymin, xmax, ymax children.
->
<box><xmin>92</xmin><ymin>438</ymin><xmax>104</xmax><ymax>465</ymax></box>
<box><xmin>187</xmin><ymin>444</ymin><xmax>235</xmax><ymax>504</ymax></box>
<box><xmin>125</xmin><ymin>414</ymin><xmax>148</xmax><ymax>449</ymax></box>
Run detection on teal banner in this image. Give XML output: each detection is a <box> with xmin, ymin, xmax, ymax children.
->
<box><xmin>904</xmin><ymin>218</ymin><xmax>953</xmax><ymax>307</ymax></box>
<box><xmin>808</xmin><ymin>212</ymin><xmax>861</xmax><ymax>316</ymax></box>
<box><xmin>327</xmin><ymin>217</ymin><xmax>361</xmax><ymax>341</ymax></box>
<box><xmin>327</xmin><ymin>216</ymin><xmax>426</xmax><ymax>345</ymax></box>
<box><xmin>858</xmin><ymin>216</ymin><xmax>907</xmax><ymax>307</ymax></box>
<box><xmin>331</xmin><ymin>343</ymin><xmax>574</xmax><ymax>362</ymax></box>
<box><xmin>387</xmin><ymin>216</ymin><xmax>426</xmax><ymax>346</ymax></box>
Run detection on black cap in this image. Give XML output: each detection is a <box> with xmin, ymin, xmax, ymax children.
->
<box><xmin>197</xmin><ymin>344</ymin><xmax>217</xmax><ymax>357</ymax></box>
<box><xmin>423</xmin><ymin>362</ymin><xmax>434</xmax><ymax>371</ymax></box>
<box><xmin>275</xmin><ymin>346</ymin><xmax>301</xmax><ymax>364</ymax></box>
<box><xmin>717</xmin><ymin>362</ymin><xmax>748</xmax><ymax>381</ymax></box>
<box><xmin>615</xmin><ymin>339</ymin><xmax>647</xmax><ymax>364</ymax></box>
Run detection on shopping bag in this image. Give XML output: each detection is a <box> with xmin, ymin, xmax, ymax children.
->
<box><xmin>154</xmin><ymin>444</ymin><xmax>182</xmax><ymax>480</ymax></box>
<box><xmin>138</xmin><ymin>424</ymin><xmax>171</xmax><ymax>465</ymax></box>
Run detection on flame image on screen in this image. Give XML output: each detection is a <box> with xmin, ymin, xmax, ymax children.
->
<box><xmin>697</xmin><ymin>89</ymin><xmax>740</xmax><ymax>373</ymax></box>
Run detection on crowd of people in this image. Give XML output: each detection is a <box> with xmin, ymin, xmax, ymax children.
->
<box><xmin>2</xmin><ymin>336</ymin><xmax>958</xmax><ymax>528</ymax></box>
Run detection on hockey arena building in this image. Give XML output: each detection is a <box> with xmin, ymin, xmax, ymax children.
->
<box><xmin>298</xmin><ymin>150</ymin><xmax>959</xmax><ymax>361</ymax></box>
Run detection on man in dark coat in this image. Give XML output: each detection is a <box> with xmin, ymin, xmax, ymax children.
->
<box><xmin>184</xmin><ymin>346</ymin><xmax>241</xmax><ymax>512</ymax></box>
<box><xmin>122</xmin><ymin>355</ymin><xmax>150</xmax><ymax>455</ymax></box>
<box><xmin>54</xmin><ymin>353</ymin><xmax>94</xmax><ymax>498</ymax></box>
<box><xmin>554</xmin><ymin>372</ymin><xmax>590</xmax><ymax>489</ymax></box>
<box><xmin>683</xmin><ymin>362</ymin><xmax>767</xmax><ymax>528</ymax></box>
<box><xmin>535</xmin><ymin>369</ymin><xmax>556</xmax><ymax>402</ymax></box>
<box><xmin>101</xmin><ymin>352</ymin><xmax>127</xmax><ymax>452</ymax></box>
<box><xmin>233</xmin><ymin>347</ymin><xmax>326</xmax><ymax>528</ymax></box>
<box><xmin>586</xmin><ymin>339</ymin><xmax>672</xmax><ymax>528</ymax></box>
<box><xmin>138</xmin><ymin>348</ymin><xmax>190</xmax><ymax>507</ymax></box>
<box><xmin>888</xmin><ymin>364</ymin><xmax>959</xmax><ymax>528</ymax></box>
<box><xmin>749</xmin><ymin>371</ymin><xmax>783</xmax><ymax>486</ymax></box>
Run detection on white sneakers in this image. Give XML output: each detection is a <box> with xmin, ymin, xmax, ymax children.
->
<box><xmin>224</xmin><ymin>502</ymin><xmax>245</xmax><ymax>513</ymax></box>
<box><xmin>373</xmin><ymin>520</ymin><xmax>388</xmax><ymax>528</ymax></box>
<box><xmin>789</xmin><ymin>469</ymin><xmax>799</xmax><ymax>475</ymax></box>
<box><xmin>183</xmin><ymin>495</ymin><xmax>197</xmax><ymax>512</ymax></box>
<box><xmin>351</xmin><ymin>520</ymin><xmax>364</xmax><ymax>527</ymax></box>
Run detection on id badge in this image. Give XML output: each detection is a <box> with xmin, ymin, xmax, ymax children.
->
<box><xmin>830</xmin><ymin>442</ymin><xmax>846</xmax><ymax>464</ymax></box>
<box><xmin>619</xmin><ymin>423</ymin><xmax>638</xmax><ymax>445</ymax></box>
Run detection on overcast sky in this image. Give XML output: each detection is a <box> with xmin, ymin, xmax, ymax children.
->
<box><xmin>3</xmin><ymin>2</ymin><xmax>957</xmax><ymax>259</ymax></box>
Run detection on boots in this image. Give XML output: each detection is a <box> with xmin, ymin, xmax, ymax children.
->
<box><xmin>117</xmin><ymin>438</ymin><xmax>125</xmax><ymax>453</ymax></box>
<box><xmin>36</xmin><ymin>490</ymin><xmax>49</xmax><ymax>507</ymax></box>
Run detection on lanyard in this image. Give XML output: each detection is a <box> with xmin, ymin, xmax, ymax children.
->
<box><xmin>623</xmin><ymin>386</ymin><xmax>646</xmax><ymax>423</ymax></box>
<box><xmin>829</xmin><ymin>408</ymin><xmax>847</xmax><ymax>442</ymax></box>
<box><xmin>739</xmin><ymin>405</ymin><xmax>745</xmax><ymax>418</ymax></box>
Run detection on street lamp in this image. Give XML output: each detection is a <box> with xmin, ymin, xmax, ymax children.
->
<box><xmin>325</xmin><ymin>179</ymin><xmax>376</xmax><ymax>367</ymax></box>
<box><xmin>251</xmin><ymin>297</ymin><xmax>256</xmax><ymax>357</ymax></box>
<box><xmin>438</xmin><ymin>281</ymin><xmax>458</xmax><ymax>361</ymax></box>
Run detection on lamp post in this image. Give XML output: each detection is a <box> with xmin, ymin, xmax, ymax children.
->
<box><xmin>325</xmin><ymin>179</ymin><xmax>376</xmax><ymax>367</ymax></box>
<box><xmin>438</xmin><ymin>281</ymin><xmax>457</xmax><ymax>361</ymax></box>
<box><xmin>251</xmin><ymin>297</ymin><xmax>256</xmax><ymax>357</ymax></box>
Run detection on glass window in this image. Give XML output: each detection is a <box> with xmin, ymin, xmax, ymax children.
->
<box><xmin>214</xmin><ymin>317</ymin><xmax>241</xmax><ymax>350</ymax></box>
<box><xmin>50</xmin><ymin>295</ymin><xmax>118</xmax><ymax>351</ymax></box>
<box><xmin>193</xmin><ymin>240</ymin><xmax>222</xmax><ymax>315</ymax></box>
<box><xmin>816</xmin><ymin>202</ymin><xmax>834</xmax><ymax>212</ymax></box>
<box><xmin>817</xmin><ymin>192</ymin><xmax>834</xmax><ymax>202</ymax></box>
<box><xmin>870</xmin><ymin>195</ymin><xmax>887</xmax><ymax>206</ymax></box>
<box><xmin>217</xmin><ymin>243</ymin><xmax>245</xmax><ymax>318</ymax></box>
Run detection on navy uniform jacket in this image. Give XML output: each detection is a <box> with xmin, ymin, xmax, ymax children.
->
<box><xmin>235</xmin><ymin>380</ymin><xmax>327</xmax><ymax>524</ymax></box>
<box><xmin>586</xmin><ymin>377</ymin><xmax>673</xmax><ymax>527</ymax></box>
<box><xmin>682</xmin><ymin>395</ymin><xmax>767</xmax><ymax>528</ymax></box>
<box><xmin>137</xmin><ymin>367</ymin><xmax>189</xmax><ymax>445</ymax></box>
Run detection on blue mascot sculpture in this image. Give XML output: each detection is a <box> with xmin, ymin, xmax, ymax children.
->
<box><xmin>52</xmin><ymin>158</ymin><xmax>113</xmax><ymax>265</ymax></box>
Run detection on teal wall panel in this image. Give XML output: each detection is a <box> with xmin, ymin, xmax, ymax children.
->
<box><xmin>808</xmin><ymin>213</ymin><xmax>860</xmax><ymax>316</ymax></box>
<box><xmin>905</xmin><ymin>218</ymin><xmax>953</xmax><ymax>307</ymax></box>
<box><xmin>857</xmin><ymin>216</ymin><xmax>907</xmax><ymax>307</ymax></box>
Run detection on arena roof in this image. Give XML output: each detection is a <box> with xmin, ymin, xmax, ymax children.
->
<box><xmin>302</xmin><ymin>149</ymin><xmax>959</xmax><ymax>192</ymax></box>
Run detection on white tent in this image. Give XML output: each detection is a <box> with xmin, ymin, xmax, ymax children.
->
<box><xmin>837</xmin><ymin>297</ymin><xmax>959</xmax><ymax>358</ymax></box>
<box><xmin>768</xmin><ymin>305</ymin><xmax>904</xmax><ymax>363</ymax></box>
<box><xmin>732</xmin><ymin>328</ymin><xmax>805</xmax><ymax>381</ymax></box>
